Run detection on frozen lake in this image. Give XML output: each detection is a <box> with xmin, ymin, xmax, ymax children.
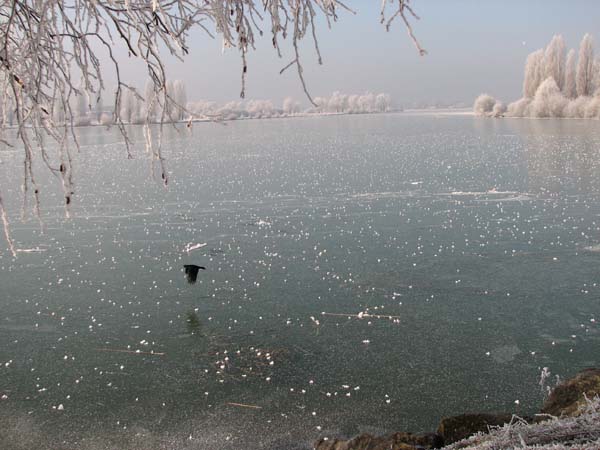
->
<box><xmin>1</xmin><ymin>113</ymin><xmax>599</xmax><ymax>449</ymax></box>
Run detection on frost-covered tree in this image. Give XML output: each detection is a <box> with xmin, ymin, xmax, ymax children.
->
<box><xmin>358</xmin><ymin>92</ymin><xmax>376</xmax><ymax>112</ymax></box>
<box><xmin>492</xmin><ymin>101</ymin><xmax>507</xmax><ymax>117</ymax></box>
<box><xmin>76</xmin><ymin>93</ymin><xmax>88</xmax><ymax>120</ymax></box>
<box><xmin>1</xmin><ymin>93</ymin><xmax>14</xmax><ymax>126</ymax></box>
<box><xmin>73</xmin><ymin>92</ymin><xmax>91</xmax><ymax>126</ymax></box>
<box><xmin>375</xmin><ymin>93</ymin><xmax>392</xmax><ymax>112</ymax></box>
<box><xmin>347</xmin><ymin>95</ymin><xmax>359</xmax><ymax>112</ymax></box>
<box><xmin>162</xmin><ymin>79</ymin><xmax>188</xmax><ymax>122</ymax></box>
<box><xmin>481</xmin><ymin>33</ymin><xmax>600</xmax><ymax>119</ymax></box>
<box><xmin>246</xmin><ymin>99</ymin><xmax>277</xmax><ymax>118</ymax></box>
<box><xmin>584</xmin><ymin>95</ymin><xmax>600</xmax><ymax>118</ymax></box>
<box><xmin>51</xmin><ymin>97</ymin><xmax>65</xmax><ymax>125</ymax></box>
<box><xmin>164</xmin><ymin>80</ymin><xmax>175</xmax><ymax>122</ymax></box>
<box><xmin>186</xmin><ymin>92</ymin><xmax>392</xmax><ymax>120</ymax></box>
<box><xmin>327</xmin><ymin>91</ymin><xmax>345</xmax><ymax>113</ymax></box>
<box><xmin>172</xmin><ymin>80</ymin><xmax>187</xmax><ymax>121</ymax></box>
<box><xmin>564</xmin><ymin>49</ymin><xmax>577</xmax><ymax>99</ymax></box>
<box><xmin>592</xmin><ymin>58</ymin><xmax>600</xmax><ymax>95</ymax></box>
<box><xmin>543</xmin><ymin>35</ymin><xmax>566</xmax><ymax>90</ymax></box>
<box><xmin>531</xmin><ymin>77</ymin><xmax>567</xmax><ymax>117</ymax></box>
<box><xmin>144</xmin><ymin>81</ymin><xmax>158</xmax><ymax>123</ymax></box>
<box><xmin>94</xmin><ymin>96</ymin><xmax>104</xmax><ymax>123</ymax></box>
<box><xmin>311</xmin><ymin>92</ymin><xmax>391</xmax><ymax>114</ymax></box>
<box><xmin>563</xmin><ymin>96</ymin><xmax>588</xmax><ymax>118</ymax></box>
<box><xmin>188</xmin><ymin>100</ymin><xmax>219</xmax><ymax>117</ymax></box>
<box><xmin>119</xmin><ymin>89</ymin><xmax>138</xmax><ymax>124</ymax></box>
<box><xmin>473</xmin><ymin>94</ymin><xmax>496</xmax><ymax>116</ymax></box>
<box><xmin>282</xmin><ymin>97</ymin><xmax>301</xmax><ymax>115</ymax></box>
<box><xmin>576</xmin><ymin>34</ymin><xmax>595</xmax><ymax>97</ymax></box>
<box><xmin>523</xmin><ymin>50</ymin><xmax>545</xmax><ymax>98</ymax></box>
<box><xmin>99</xmin><ymin>112</ymin><xmax>113</xmax><ymax>126</ymax></box>
<box><xmin>507</xmin><ymin>98</ymin><xmax>531</xmax><ymax>117</ymax></box>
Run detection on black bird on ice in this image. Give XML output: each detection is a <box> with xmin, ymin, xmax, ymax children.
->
<box><xmin>184</xmin><ymin>264</ymin><xmax>206</xmax><ymax>284</ymax></box>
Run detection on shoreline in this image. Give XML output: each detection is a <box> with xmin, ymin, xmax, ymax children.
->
<box><xmin>0</xmin><ymin>108</ymin><xmax>477</xmax><ymax>132</ymax></box>
<box><xmin>314</xmin><ymin>368</ymin><xmax>600</xmax><ymax>450</ymax></box>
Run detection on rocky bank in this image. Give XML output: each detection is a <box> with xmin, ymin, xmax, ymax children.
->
<box><xmin>314</xmin><ymin>369</ymin><xmax>600</xmax><ymax>450</ymax></box>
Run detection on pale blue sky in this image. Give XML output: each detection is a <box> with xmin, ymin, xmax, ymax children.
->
<box><xmin>113</xmin><ymin>1</ymin><xmax>600</xmax><ymax>107</ymax></box>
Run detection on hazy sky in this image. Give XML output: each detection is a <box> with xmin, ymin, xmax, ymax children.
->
<box><xmin>113</xmin><ymin>1</ymin><xmax>600</xmax><ymax>107</ymax></box>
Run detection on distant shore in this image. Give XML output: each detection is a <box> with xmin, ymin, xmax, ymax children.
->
<box><xmin>63</xmin><ymin>107</ymin><xmax>475</xmax><ymax>130</ymax></box>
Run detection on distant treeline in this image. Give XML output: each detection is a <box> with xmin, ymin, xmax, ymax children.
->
<box><xmin>0</xmin><ymin>83</ymin><xmax>393</xmax><ymax>127</ymax></box>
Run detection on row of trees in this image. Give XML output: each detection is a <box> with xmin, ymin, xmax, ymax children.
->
<box><xmin>0</xmin><ymin>80</ymin><xmax>189</xmax><ymax>127</ymax></box>
<box><xmin>187</xmin><ymin>91</ymin><xmax>393</xmax><ymax>120</ymax></box>
<box><xmin>0</xmin><ymin>87</ymin><xmax>394</xmax><ymax>127</ymax></box>
<box><xmin>71</xmin><ymin>80</ymin><xmax>189</xmax><ymax>126</ymax></box>
<box><xmin>63</xmin><ymin>87</ymin><xmax>394</xmax><ymax>125</ymax></box>
<box><xmin>475</xmin><ymin>33</ymin><xmax>600</xmax><ymax>118</ymax></box>
<box><xmin>312</xmin><ymin>92</ymin><xmax>393</xmax><ymax>114</ymax></box>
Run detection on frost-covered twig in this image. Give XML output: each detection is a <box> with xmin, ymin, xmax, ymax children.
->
<box><xmin>444</xmin><ymin>397</ymin><xmax>600</xmax><ymax>450</ymax></box>
<box><xmin>0</xmin><ymin>189</ymin><xmax>16</xmax><ymax>257</ymax></box>
<box><xmin>381</xmin><ymin>0</ymin><xmax>427</xmax><ymax>55</ymax></box>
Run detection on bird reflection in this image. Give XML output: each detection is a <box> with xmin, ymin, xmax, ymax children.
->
<box><xmin>184</xmin><ymin>264</ymin><xmax>206</xmax><ymax>284</ymax></box>
<box><xmin>186</xmin><ymin>311</ymin><xmax>202</xmax><ymax>335</ymax></box>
